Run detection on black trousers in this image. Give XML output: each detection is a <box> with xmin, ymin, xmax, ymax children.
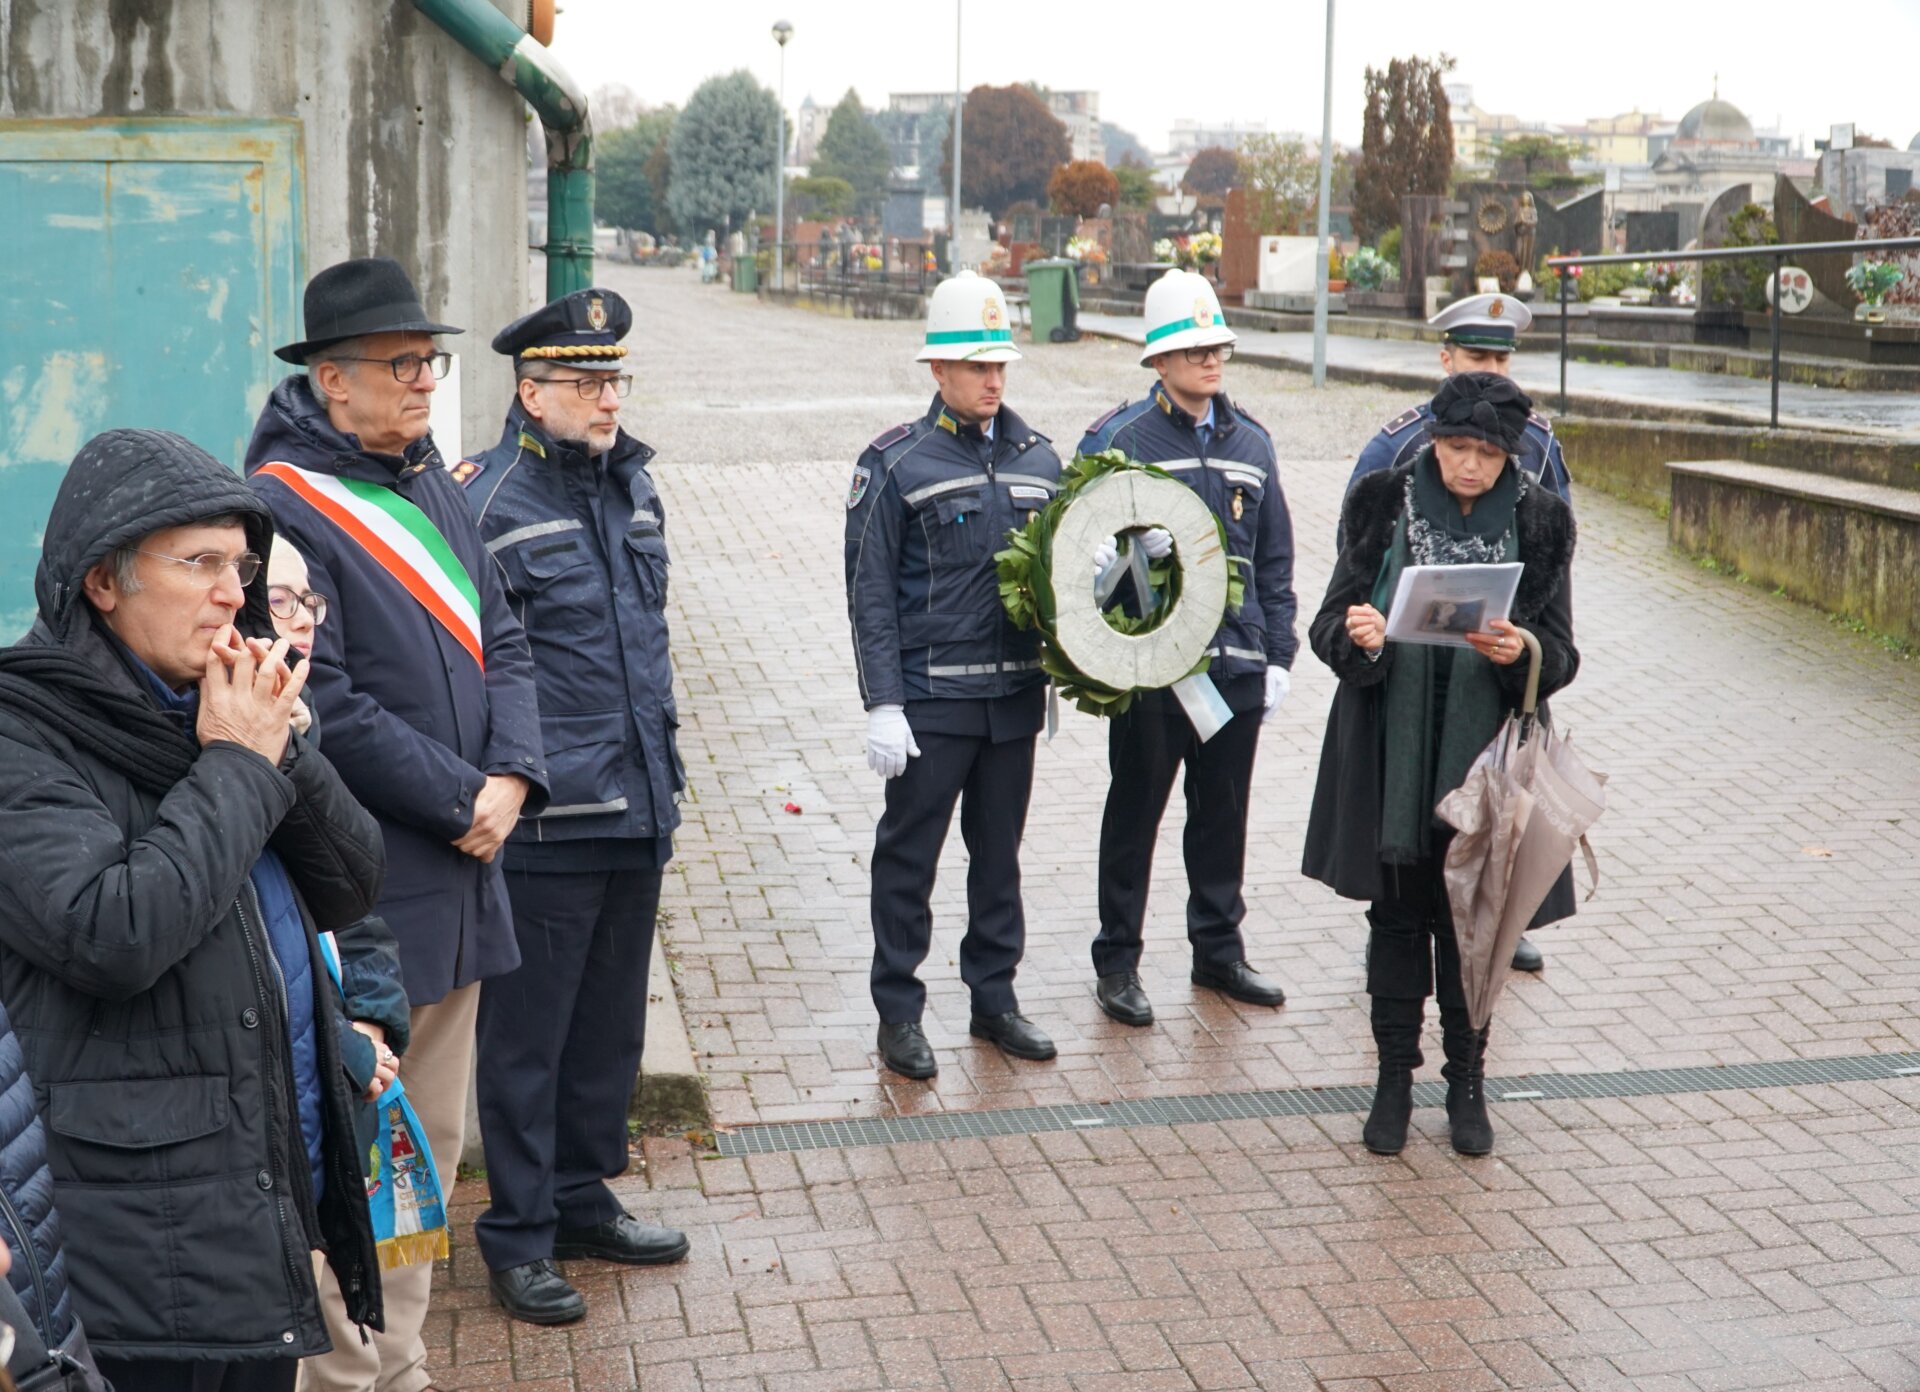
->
<box><xmin>1093</xmin><ymin>688</ymin><xmax>1262</xmax><ymax>977</ymax></box>
<box><xmin>474</xmin><ymin>866</ymin><xmax>660</xmax><ymax>1271</ymax></box>
<box><xmin>93</xmin><ymin>1356</ymin><xmax>296</xmax><ymax>1392</ymax></box>
<box><xmin>1366</xmin><ymin>853</ymin><xmax>1467</xmax><ymax>1012</ymax></box>
<box><xmin>869</xmin><ymin>729</ymin><xmax>1035</xmax><ymax>1023</ymax></box>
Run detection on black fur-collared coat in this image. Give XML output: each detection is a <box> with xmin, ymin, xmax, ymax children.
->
<box><xmin>1302</xmin><ymin>458</ymin><xmax>1580</xmax><ymax>920</ymax></box>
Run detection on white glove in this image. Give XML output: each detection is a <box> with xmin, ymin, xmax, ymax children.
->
<box><xmin>1261</xmin><ymin>666</ymin><xmax>1291</xmax><ymax>724</ymax></box>
<box><xmin>1092</xmin><ymin>537</ymin><xmax>1118</xmax><ymax>573</ymax></box>
<box><xmin>1139</xmin><ymin>526</ymin><xmax>1173</xmax><ymax>560</ymax></box>
<box><xmin>865</xmin><ymin>704</ymin><xmax>920</xmax><ymax>779</ymax></box>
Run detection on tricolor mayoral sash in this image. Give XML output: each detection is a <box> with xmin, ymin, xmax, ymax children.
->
<box><xmin>254</xmin><ymin>461</ymin><xmax>485</xmax><ymax>669</ymax></box>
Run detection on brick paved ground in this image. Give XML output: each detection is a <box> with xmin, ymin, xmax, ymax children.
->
<box><xmin>426</xmin><ymin>271</ymin><xmax>1920</xmax><ymax>1389</ymax></box>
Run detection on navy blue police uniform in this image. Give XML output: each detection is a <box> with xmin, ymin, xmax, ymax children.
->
<box><xmin>457</xmin><ymin>290</ymin><xmax>688</xmax><ymax>1275</ymax></box>
<box><xmin>845</xmin><ymin>395</ymin><xmax>1063</xmax><ymax>1023</ymax></box>
<box><xmin>1079</xmin><ymin>384</ymin><xmax>1298</xmax><ymax>978</ymax></box>
<box><xmin>1346</xmin><ymin>402</ymin><xmax>1570</xmax><ymax>507</ymax></box>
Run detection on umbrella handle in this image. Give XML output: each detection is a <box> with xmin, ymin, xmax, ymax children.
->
<box><xmin>1513</xmin><ymin>625</ymin><xmax>1544</xmax><ymax>717</ymax></box>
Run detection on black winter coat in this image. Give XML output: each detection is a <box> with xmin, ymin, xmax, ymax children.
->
<box><xmin>0</xmin><ymin>430</ymin><xmax>387</xmax><ymax>1361</ymax></box>
<box><xmin>1302</xmin><ymin>460</ymin><xmax>1580</xmax><ymax>922</ymax></box>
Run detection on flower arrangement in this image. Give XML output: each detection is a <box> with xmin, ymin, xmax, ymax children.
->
<box><xmin>1345</xmin><ymin>247</ymin><xmax>1392</xmax><ymax>292</ymax></box>
<box><xmin>1642</xmin><ymin>262</ymin><xmax>1687</xmax><ymax>295</ymax></box>
<box><xmin>1847</xmin><ymin>259</ymin><xmax>1905</xmax><ymax>307</ymax></box>
<box><xmin>1064</xmin><ymin>236</ymin><xmax>1108</xmax><ymax>265</ymax></box>
<box><xmin>1152</xmin><ymin>233</ymin><xmax>1223</xmax><ymax>270</ymax></box>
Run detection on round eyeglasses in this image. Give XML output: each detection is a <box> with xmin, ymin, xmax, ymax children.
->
<box><xmin>267</xmin><ymin>586</ymin><xmax>330</xmax><ymax>625</ymax></box>
<box><xmin>136</xmin><ymin>550</ymin><xmax>263</xmax><ymax>588</ymax></box>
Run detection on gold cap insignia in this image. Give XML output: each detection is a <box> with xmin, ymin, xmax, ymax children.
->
<box><xmin>587</xmin><ymin>296</ymin><xmax>608</xmax><ymax>331</ymax></box>
<box><xmin>1487</xmin><ymin>299</ymin><xmax>1505</xmax><ymax>318</ymax></box>
<box><xmin>982</xmin><ymin>298</ymin><xmax>1005</xmax><ymax>330</ymax></box>
<box><xmin>1193</xmin><ymin>297</ymin><xmax>1213</xmax><ymax>327</ymax></box>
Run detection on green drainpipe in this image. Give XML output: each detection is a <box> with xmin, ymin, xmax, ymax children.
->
<box><xmin>413</xmin><ymin>0</ymin><xmax>594</xmax><ymax>298</ymax></box>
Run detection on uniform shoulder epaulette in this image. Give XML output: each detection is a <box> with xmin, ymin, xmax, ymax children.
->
<box><xmin>1528</xmin><ymin>410</ymin><xmax>1554</xmax><ymax>433</ymax></box>
<box><xmin>868</xmin><ymin>422</ymin><xmax>916</xmax><ymax>453</ymax></box>
<box><xmin>449</xmin><ymin>456</ymin><xmax>485</xmax><ymax>487</ymax></box>
<box><xmin>1086</xmin><ymin>402</ymin><xmax>1127</xmax><ymax>434</ymax></box>
<box><xmin>1234</xmin><ymin>404</ymin><xmax>1271</xmax><ymax>438</ymax></box>
<box><xmin>1383</xmin><ymin>406</ymin><xmax>1424</xmax><ymax>434</ymax></box>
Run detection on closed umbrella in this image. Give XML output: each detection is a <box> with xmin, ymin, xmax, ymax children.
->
<box><xmin>1437</xmin><ymin>628</ymin><xmax>1606</xmax><ymax>1029</ymax></box>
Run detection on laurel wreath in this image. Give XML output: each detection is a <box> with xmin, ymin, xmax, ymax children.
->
<box><xmin>995</xmin><ymin>449</ymin><xmax>1245</xmax><ymax>716</ymax></box>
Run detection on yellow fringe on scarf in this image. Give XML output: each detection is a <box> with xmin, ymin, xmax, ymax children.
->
<box><xmin>377</xmin><ymin>1229</ymin><xmax>451</xmax><ymax>1270</ymax></box>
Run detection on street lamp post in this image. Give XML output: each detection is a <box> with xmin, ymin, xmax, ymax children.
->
<box><xmin>773</xmin><ymin>19</ymin><xmax>793</xmax><ymax>292</ymax></box>
<box><xmin>1311</xmin><ymin>0</ymin><xmax>1335</xmax><ymax>387</ymax></box>
<box><xmin>950</xmin><ymin>0</ymin><xmax>963</xmax><ymax>273</ymax></box>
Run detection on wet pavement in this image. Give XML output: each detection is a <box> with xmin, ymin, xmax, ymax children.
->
<box><xmin>427</xmin><ymin>271</ymin><xmax>1920</xmax><ymax>1391</ymax></box>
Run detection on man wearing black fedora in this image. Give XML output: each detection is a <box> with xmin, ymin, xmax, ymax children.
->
<box><xmin>244</xmin><ymin>256</ymin><xmax>549</xmax><ymax>1392</ymax></box>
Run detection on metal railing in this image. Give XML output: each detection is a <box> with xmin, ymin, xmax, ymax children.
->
<box><xmin>1546</xmin><ymin>238</ymin><xmax>1920</xmax><ymax>426</ymax></box>
<box><xmin>772</xmin><ymin>240</ymin><xmax>942</xmax><ymax>297</ymax></box>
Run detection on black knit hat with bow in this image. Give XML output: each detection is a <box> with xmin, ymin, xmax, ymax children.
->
<box><xmin>1426</xmin><ymin>372</ymin><xmax>1532</xmax><ymax>453</ymax></box>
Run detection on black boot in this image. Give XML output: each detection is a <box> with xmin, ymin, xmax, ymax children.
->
<box><xmin>1362</xmin><ymin>996</ymin><xmax>1424</xmax><ymax>1156</ymax></box>
<box><xmin>1439</xmin><ymin>1008</ymin><xmax>1494</xmax><ymax>1156</ymax></box>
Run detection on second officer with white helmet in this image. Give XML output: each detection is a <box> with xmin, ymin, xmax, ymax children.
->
<box><xmin>845</xmin><ymin>270</ymin><xmax>1065</xmax><ymax>1079</ymax></box>
<box><xmin>1076</xmin><ymin>268</ymin><xmax>1298</xmax><ymax>1028</ymax></box>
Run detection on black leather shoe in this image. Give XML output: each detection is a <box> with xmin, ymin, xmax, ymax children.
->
<box><xmin>1095</xmin><ymin>972</ymin><xmax>1153</xmax><ymax>1027</ymax></box>
<box><xmin>1511</xmin><ymin>936</ymin><xmax>1544</xmax><ymax>973</ymax></box>
<box><xmin>969</xmin><ymin>1011</ymin><xmax>1057</xmax><ymax>1061</ymax></box>
<box><xmin>553</xmin><ymin>1212</ymin><xmax>690</xmax><ymax>1266</ymax></box>
<box><xmin>1191</xmin><ymin>960</ymin><xmax>1287</xmax><ymax>1007</ymax></box>
<box><xmin>877</xmin><ymin>1022</ymin><xmax>937</xmax><ymax>1079</ymax></box>
<box><xmin>488</xmin><ymin>1259</ymin><xmax>586</xmax><ymax>1325</ymax></box>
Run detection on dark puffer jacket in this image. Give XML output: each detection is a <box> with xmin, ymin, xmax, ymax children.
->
<box><xmin>0</xmin><ymin>430</ymin><xmax>387</xmax><ymax>1361</ymax></box>
<box><xmin>0</xmin><ymin>989</ymin><xmax>80</xmax><ymax>1369</ymax></box>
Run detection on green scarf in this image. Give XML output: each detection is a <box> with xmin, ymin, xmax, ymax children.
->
<box><xmin>1375</xmin><ymin>451</ymin><xmax>1523</xmax><ymax>865</ymax></box>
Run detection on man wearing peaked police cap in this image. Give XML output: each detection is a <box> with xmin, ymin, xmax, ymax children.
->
<box><xmin>455</xmin><ymin>289</ymin><xmax>690</xmax><ymax>1326</ymax></box>
<box><xmin>1343</xmin><ymin>290</ymin><xmax>1570</xmax><ymax>977</ymax></box>
<box><xmin>845</xmin><ymin>270</ymin><xmax>1065</xmax><ymax>1080</ymax></box>
<box><xmin>244</xmin><ymin>256</ymin><xmax>551</xmax><ymax>1392</ymax></box>
<box><xmin>1077</xmin><ymin>269</ymin><xmax>1298</xmax><ymax>1029</ymax></box>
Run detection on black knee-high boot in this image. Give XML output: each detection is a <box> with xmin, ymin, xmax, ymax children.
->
<box><xmin>1362</xmin><ymin>996</ymin><xmax>1425</xmax><ymax>1155</ymax></box>
<box><xmin>1439</xmin><ymin>1006</ymin><xmax>1494</xmax><ymax>1156</ymax></box>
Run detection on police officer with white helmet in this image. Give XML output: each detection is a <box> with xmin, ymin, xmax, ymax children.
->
<box><xmin>845</xmin><ymin>271</ymin><xmax>1065</xmax><ymax>1079</ymax></box>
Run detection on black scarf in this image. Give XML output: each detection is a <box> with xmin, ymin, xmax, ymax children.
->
<box><xmin>0</xmin><ymin>648</ymin><xmax>199</xmax><ymax>797</ymax></box>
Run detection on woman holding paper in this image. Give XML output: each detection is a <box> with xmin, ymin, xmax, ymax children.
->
<box><xmin>1302</xmin><ymin>372</ymin><xmax>1579</xmax><ymax>1159</ymax></box>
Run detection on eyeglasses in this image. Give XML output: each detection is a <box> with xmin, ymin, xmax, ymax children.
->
<box><xmin>330</xmin><ymin>351</ymin><xmax>452</xmax><ymax>383</ymax></box>
<box><xmin>267</xmin><ymin>585</ymin><xmax>330</xmax><ymax>625</ymax></box>
<box><xmin>538</xmin><ymin>373</ymin><xmax>634</xmax><ymax>401</ymax></box>
<box><xmin>1182</xmin><ymin>344</ymin><xmax>1234</xmax><ymax>365</ymax></box>
<box><xmin>136</xmin><ymin>550</ymin><xmax>263</xmax><ymax>587</ymax></box>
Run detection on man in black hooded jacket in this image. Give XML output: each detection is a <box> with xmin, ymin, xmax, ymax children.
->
<box><xmin>0</xmin><ymin>428</ymin><xmax>391</xmax><ymax>1391</ymax></box>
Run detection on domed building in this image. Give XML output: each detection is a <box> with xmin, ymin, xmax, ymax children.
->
<box><xmin>1651</xmin><ymin>87</ymin><xmax>1783</xmax><ymax>211</ymax></box>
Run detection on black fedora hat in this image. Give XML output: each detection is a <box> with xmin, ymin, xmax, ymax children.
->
<box><xmin>275</xmin><ymin>256</ymin><xmax>464</xmax><ymax>364</ymax></box>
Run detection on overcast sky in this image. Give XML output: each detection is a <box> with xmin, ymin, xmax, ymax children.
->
<box><xmin>546</xmin><ymin>0</ymin><xmax>1920</xmax><ymax>155</ymax></box>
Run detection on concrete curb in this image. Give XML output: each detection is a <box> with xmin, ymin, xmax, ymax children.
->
<box><xmin>631</xmin><ymin>933</ymin><xmax>711</xmax><ymax>1134</ymax></box>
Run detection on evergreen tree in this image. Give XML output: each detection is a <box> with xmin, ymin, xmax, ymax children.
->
<box><xmin>811</xmin><ymin>89</ymin><xmax>893</xmax><ymax>216</ymax></box>
<box><xmin>1352</xmin><ymin>55</ymin><xmax>1456</xmax><ymax>242</ymax></box>
<box><xmin>667</xmin><ymin>71</ymin><xmax>781</xmax><ymax>237</ymax></box>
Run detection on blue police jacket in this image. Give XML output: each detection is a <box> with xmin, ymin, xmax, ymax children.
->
<box><xmin>1347</xmin><ymin>400</ymin><xmax>1572</xmax><ymax>507</ymax></box>
<box><xmin>845</xmin><ymin>395</ymin><xmax>1063</xmax><ymax>709</ymax></box>
<box><xmin>1078</xmin><ymin>384</ymin><xmax>1299</xmax><ymax>678</ymax></box>
<box><xmin>458</xmin><ymin>406</ymin><xmax>683</xmax><ymax>855</ymax></box>
<box><xmin>246</xmin><ymin>375</ymin><xmax>550</xmax><ymax>1005</ymax></box>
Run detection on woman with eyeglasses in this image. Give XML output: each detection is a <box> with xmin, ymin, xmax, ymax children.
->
<box><xmin>1072</xmin><ymin>268</ymin><xmax>1299</xmax><ymax>1031</ymax></box>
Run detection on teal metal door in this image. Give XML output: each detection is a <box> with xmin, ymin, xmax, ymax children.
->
<box><xmin>0</xmin><ymin>119</ymin><xmax>304</xmax><ymax>638</ymax></box>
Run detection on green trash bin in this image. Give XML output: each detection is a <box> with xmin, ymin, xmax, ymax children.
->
<box><xmin>1024</xmin><ymin>259</ymin><xmax>1080</xmax><ymax>343</ymax></box>
<box><xmin>731</xmin><ymin>256</ymin><xmax>759</xmax><ymax>293</ymax></box>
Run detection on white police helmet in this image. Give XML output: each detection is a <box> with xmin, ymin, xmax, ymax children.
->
<box><xmin>915</xmin><ymin>269</ymin><xmax>1023</xmax><ymax>363</ymax></box>
<box><xmin>1139</xmin><ymin>268</ymin><xmax>1235</xmax><ymax>367</ymax></box>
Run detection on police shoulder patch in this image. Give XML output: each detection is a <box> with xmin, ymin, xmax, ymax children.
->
<box><xmin>1528</xmin><ymin>410</ymin><xmax>1554</xmax><ymax>434</ymax></box>
<box><xmin>450</xmin><ymin>457</ymin><xmax>485</xmax><ymax>487</ymax></box>
<box><xmin>1384</xmin><ymin>406</ymin><xmax>1424</xmax><ymax>434</ymax></box>
<box><xmin>868</xmin><ymin>422</ymin><xmax>913</xmax><ymax>452</ymax></box>
<box><xmin>847</xmin><ymin>463</ymin><xmax>873</xmax><ymax>510</ymax></box>
<box><xmin>1087</xmin><ymin>402</ymin><xmax>1126</xmax><ymax>434</ymax></box>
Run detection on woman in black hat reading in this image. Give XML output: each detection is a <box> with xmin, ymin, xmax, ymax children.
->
<box><xmin>1302</xmin><ymin>373</ymin><xmax>1580</xmax><ymax>1159</ymax></box>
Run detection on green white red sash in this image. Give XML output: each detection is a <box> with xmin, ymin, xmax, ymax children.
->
<box><xmin>255</xmin><ymin>461</ymin><xmax>485</xmax><ymax>670</ymax></box>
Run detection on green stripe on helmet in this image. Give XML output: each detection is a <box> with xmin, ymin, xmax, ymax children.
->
<box><xmin>1144</xmin><ymin>314</ymin><xmax>1218</xmax><ymax>345</ymax></box>
<box><xmin>1445</xmin><ymin>333</ymin><xmax>1519</xmax><ymax>351</ymax></box>
<box><xmin>925</xmin><ymin>329</ymin><xmax>1014</xmax><ymax>345</ymax></box>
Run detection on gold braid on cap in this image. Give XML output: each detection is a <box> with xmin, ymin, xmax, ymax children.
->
<box><xmin>517</xmin><ymin>344</ymin><xmax>629</xmax><ymax>360</ymax></box>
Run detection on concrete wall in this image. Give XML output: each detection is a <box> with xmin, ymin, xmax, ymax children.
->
<box><xmin>1</xmin><ymin>0</ymin><xmax>532</xmax><ymax>451</ymax></box>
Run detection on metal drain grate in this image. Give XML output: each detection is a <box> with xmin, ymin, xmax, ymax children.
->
<box><xmin>711</xmin><ymin>1051</ymin><xmax>1920</xmax><ymax>1157</ymax></box>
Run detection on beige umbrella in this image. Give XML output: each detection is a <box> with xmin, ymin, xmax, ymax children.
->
<box><xmin>1437</xmin><ymin>628</ymin><xmax>1607</xmax><ymax>1030</ymax></box>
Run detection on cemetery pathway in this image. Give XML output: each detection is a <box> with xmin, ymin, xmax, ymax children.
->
<box><xmin>432</xmin><ymin>270</ymin><xmax>1920</xmax><ymax>1391</ymax></box>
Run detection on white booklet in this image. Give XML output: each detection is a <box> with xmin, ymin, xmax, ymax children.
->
<box><xmin>1384</xmin><ymin>562</ymin><xmax>1524</xmax><ymax>648</ymax></box>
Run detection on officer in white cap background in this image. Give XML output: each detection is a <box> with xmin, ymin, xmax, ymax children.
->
<box><xmin>1075</xmin><ymin>268</ymin><xmax>1298</xmax><ymax>1028</ymax></box>
<box><xmin>1344</xmin><ymin>290</ymin><xmax>1568</xmax><ymax>977</ymax></box>
<box><xmin>1346</xmin><ymin>292</ymin><xmax>1572</xmax><ymax>508</ymax></box>
<box><xmin>844</xmin><ymin>270</ymin><xmax>1065</xmax><ymax>1080</ymax></box>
